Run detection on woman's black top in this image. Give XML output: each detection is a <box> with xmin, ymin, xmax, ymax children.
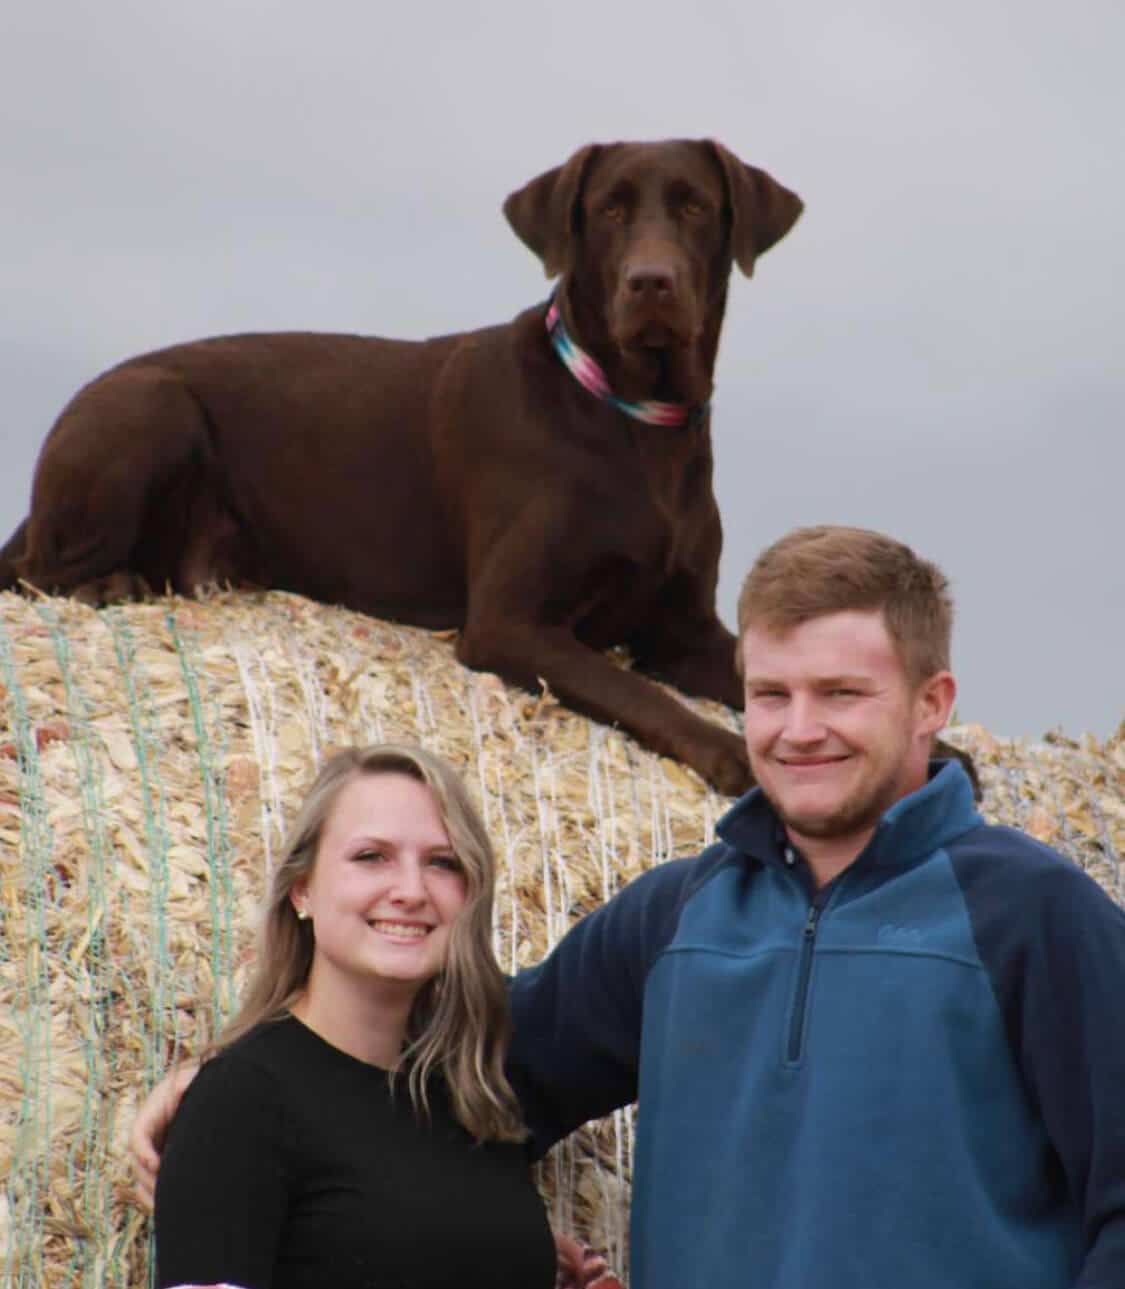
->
<box><xmin>155</xmin><ymin>1015</ymin><xmax>556</xmax><ymax>1289</ymax></box>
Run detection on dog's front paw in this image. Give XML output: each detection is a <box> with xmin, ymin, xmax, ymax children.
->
<box><xmin>689</xmin><ymin>727</ymin><xmax>753</xmax><ymax>798</ymax></box>
<box><xmin>73</xmin><ymin>570</ymin><xmax>153</xmax><ymax>607</ymax></box>
<box><xmin>935</xmin><ymin>738</ymin><xmax>982</xmax><ymax>801</ymax></box>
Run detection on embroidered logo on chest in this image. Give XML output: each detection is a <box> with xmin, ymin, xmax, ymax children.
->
<box><xmin>876</xmin><ymin>923</ymin><xmax>924</xmax><ymax>948</ymax></box>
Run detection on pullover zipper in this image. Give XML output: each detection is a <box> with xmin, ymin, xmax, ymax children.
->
<box><xmin>786</xmin><ymin>900</ymin><xmax>822</xmax><ymax>1062</ymax></box>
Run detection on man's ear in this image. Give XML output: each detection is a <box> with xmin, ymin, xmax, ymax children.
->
<box><xmin>503</xmin><ymin>145</ymin><xmax>601</xmax><ymax>278</ymax></box>
<box><xmin>916</xmin><ymin>670</ymin><xmax>957</xmax><ymax>739</ymax></box>
<box><xmin>920</xmin><ymin>672</ymin><xmax>981</xmax><ymax>796</ymax></box>
<box><xmin>705</xmin><ymin>141</ymin><xmax>804</xmax><ymax>277</ymax></box>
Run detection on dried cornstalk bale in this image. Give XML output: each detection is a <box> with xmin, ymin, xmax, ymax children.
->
<box><xmin>0</xmin><ymin>589</ymin><xmax>1121</xmax><ymax>1287</ymax></box>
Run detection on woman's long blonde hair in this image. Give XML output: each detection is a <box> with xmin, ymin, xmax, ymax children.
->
<box><xmin>211</xmin><ymin>743</ymin><xmax>525</xmax><ymax>1143</ymax></box>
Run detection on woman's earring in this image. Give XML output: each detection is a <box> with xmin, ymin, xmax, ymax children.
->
<box><xmin>296</xmin><ymin>906</ymin><xmax>310</xmax><ymax>922</ymax></box>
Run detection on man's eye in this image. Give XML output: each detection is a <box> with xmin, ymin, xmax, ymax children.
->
<box><xmin>682</xmin><ymin>199</ymin><xmax>707</xmax><ymax>217</ymax></box>
<box><xmin>602</xmin><ymin>202</ymin><xmax>625</xmax><ymax>221</ymax></box>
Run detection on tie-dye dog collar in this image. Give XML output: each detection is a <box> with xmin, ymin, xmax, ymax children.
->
<box><xmin>545</xmin><ymin>296</ymin><xmax>707</xmax><ymax>429</ymax></box>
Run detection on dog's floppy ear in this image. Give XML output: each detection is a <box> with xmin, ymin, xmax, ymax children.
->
<box><xmin>706</xmin><ymin>142</ymin><xmax>803</xmax><ymax>277</ymax></box>
<box><xmin>503</xmin><ymin>145</ymin><xmax>601</xmax><ymax>278</ymax></box>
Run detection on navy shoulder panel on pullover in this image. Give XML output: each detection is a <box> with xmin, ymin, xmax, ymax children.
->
<box><xmin>508</xmin><ymin>840</ymin><xmax>742</xmax><ymax>1157</ymax></box>
<box><xmin>950</xmin><ymin>824</ymin><xmax>1125</xmax><ymax>1289</ymax></box>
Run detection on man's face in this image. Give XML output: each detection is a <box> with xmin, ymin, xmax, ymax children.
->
<box><xmin>740</xmin><ymin>609</ymin><xmax>950</xmax><ymax>848</ymax></box>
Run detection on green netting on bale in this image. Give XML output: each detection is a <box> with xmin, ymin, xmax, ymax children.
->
<box><xmin>0</xmin><ymin>588</ymin><xmax>1121</xmax><ymax>1287</ymax></box>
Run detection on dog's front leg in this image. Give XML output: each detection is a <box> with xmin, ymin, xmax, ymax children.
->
<box><xmin>628</xmin><ymin>571</ymin><xmax>743</xmax><ymax>709</ymax></box>
<box><xmin>631</xmin><ymin>622</ymin><xmax>743</xmax><ymax>710</ymax></box>
<box><xmin>457</xmin><ymin>616</ymin><xmax>751</xmax><ymax>797</ymax></box>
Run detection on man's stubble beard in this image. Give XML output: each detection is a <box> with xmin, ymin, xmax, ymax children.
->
<box><xmin>759</xmin><ymin>741</ymin><xmax>913</xmax><ymax>844</ymax></box>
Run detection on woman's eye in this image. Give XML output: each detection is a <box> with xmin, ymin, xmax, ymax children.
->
<box><xmin>602</xmin><ymin>202</ymin><xmax>624</xmax><ymax>221</ymax></box>
<box><xmin>682</xmin><ymin>200</ymin><xmax>706</xmax><ymax>217</ymax></box>
<box><xmin>429</xmin><ymin>855</ymin><xmax>463</xmax><ymax>874</ymax></box>
<box><xmin>355</xmin><ymin>849</ymin><xmax>386</xmax><ymax>863</ymax></box>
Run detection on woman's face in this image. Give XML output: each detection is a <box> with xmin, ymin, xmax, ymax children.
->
<box><xmin>293</xmin><ymin>772</ymin><xmax>469</xmax><ymax>996</ymax></box>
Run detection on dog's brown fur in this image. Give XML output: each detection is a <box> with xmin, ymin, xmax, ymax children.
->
<box><xmin>1</xmin><ymin>139</ymin><xmax>805</xmax><ymax>794</ymax></box>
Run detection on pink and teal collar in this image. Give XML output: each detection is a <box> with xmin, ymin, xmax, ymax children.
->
<box><xmin>545</xmin><ymin>296</ymin><xmax>706</xmax><ymax>429</ymax></box>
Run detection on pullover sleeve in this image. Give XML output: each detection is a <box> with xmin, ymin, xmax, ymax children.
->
<box><xmin>154</xmin><ymin>1051</ymin><xmax>290</xmax><ymax>1289</ymax></box>
<box><xmin>956</xmin><ymin>830</ymin><xmax>1125</xmax><ymax>1288</ymax></box>
<box><xmin>507</xmin><ymin>848</ymin><xmax>728</xmax><ymax>1159</ymax></box>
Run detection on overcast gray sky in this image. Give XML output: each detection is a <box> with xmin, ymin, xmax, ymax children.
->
<box><xmin>2</xmin><ymin>2</ymin><xmax>1121</xmax><ymax>740</ymax></box>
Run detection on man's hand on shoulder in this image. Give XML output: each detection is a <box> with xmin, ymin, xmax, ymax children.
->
<box><xmin>129</xmin><ymin>1062</ymin><xmax>200</xmax><ymax>1211</ymax></box>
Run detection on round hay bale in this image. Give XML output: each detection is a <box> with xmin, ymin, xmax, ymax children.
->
<box><xmin>0</xmin><ymin>588</ymin><xmax>1121</xmax><ymax>1286</ymax></box>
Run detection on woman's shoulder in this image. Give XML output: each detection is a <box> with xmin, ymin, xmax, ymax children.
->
<box><xmin>191</xmin><ymin>1016</ymin><xmax>308</xmax><ymax>1100</ymax></box>
<box><xmin>199</xmin><ymin>1013</ymin><xmax>392</xmax><ymax>1094</ymax></box>
<box><xmin>219</xmin><ymin>1013</ymin><xmax>305</xmax><ymax>1060</ymax></box>
<box><xmin>162</xmin><ymin>1021</ymin><xmax>307</xmax><ymax>1160</ymax></box>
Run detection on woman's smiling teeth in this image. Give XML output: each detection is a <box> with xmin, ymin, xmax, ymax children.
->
<box><xmin>368</xmin><ymin>919</ymin><xmax>430</xmax><ymax>939</ymax></box>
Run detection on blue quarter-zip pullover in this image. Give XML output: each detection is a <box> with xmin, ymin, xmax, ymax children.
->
<box><xmin>508</xmin><ymin>761</ymin><xmax>1125</xmax><ymax>1288</ymax></box>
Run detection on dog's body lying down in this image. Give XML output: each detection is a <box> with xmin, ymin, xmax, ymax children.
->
<box><xmin>3</xmin><ymin>139</ymin><xmax>810</xmax><ymax>794</ymax></box>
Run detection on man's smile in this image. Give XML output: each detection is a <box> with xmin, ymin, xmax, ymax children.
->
<box><xmin>776</xmin><ymin>754</ymin><xmax>852</xmax><ymax>768</ymax></box>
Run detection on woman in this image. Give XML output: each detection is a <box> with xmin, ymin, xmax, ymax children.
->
<box><xmin>154</xmin><ymin>743</ymin><xmax>558</xmax><ymax>1289</ymax></box>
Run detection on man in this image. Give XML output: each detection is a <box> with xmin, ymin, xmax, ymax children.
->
<box><xmin>134</xmin><ymin>526</ymin><xmax>1125</xmax><ymax>1287</ymax></box>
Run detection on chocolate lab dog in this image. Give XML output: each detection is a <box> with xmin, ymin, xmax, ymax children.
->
<box><xmin>1</xmin><ymin>139</ymin><xmax>799</xmax><ymax>795</ymax></box>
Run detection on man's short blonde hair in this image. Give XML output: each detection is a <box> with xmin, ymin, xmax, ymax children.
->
<box><xmin>737</xmin><ymin>526</ymin><xmax>953</xmax><ymax>686</ymax></box>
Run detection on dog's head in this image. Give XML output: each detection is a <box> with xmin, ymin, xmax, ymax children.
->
<box><xmin>504</xmin><ymin>139</ymin><xmax>802</xmax><ymax>401</ymax></box>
